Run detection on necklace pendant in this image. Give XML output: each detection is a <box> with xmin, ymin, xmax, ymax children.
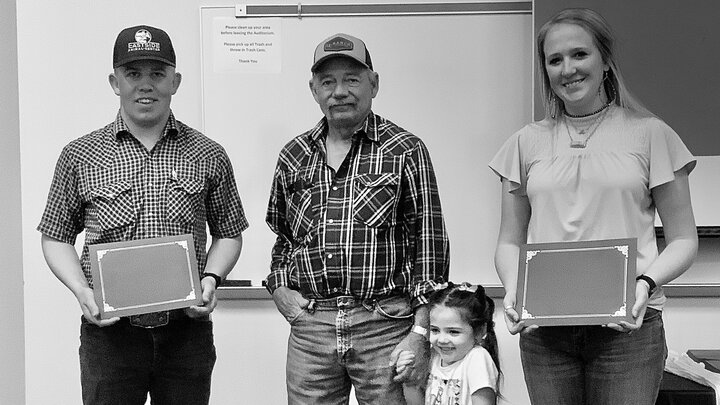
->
<box><xmin>570</xmin><ymin>139</ymin><xmax>587</xmax><ymax>148</ymax></box>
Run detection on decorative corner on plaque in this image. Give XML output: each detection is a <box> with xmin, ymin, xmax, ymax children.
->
<box><xmin>614</xmin><ymin>245</ymin><xmax>629</xmax><ymax>258</ymax></box>
<box><xmin>612</xmin><ymin>303</ymin><xmax>627</xmax><ymax>317</ymax></box>
<box><xmin>186</xmin><ymin>291</ymin><xmax>197</xmax><ymax>300</ymax></box>
<box><xmin>97</xmin><ymin>249</ymin><xmax>108</xmax><ymax>261</ymax></box>
<box><xmin>103</xmin><ymin>302</ymin><xmax>116</xmax><ymax>312</ymax></box>
<box><xmin>526</xmin><ymin>250</ymin><xmax>539</xmax><ymax>263</ymax></box>
<box><xmin>175</xmin><ymin>240</ymin><xmax>189</xmax><ymax>251</ymax></box>
<box><xmin>521</xmin><ymin>307</ymin><xmax>534</xmax><ymax>320</ymax></box>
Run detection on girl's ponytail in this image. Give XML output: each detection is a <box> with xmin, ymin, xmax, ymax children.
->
<box><xmin>481</xmin><ymin>293</ymin><xmax>500</xmax><ymax>371</ymax></box>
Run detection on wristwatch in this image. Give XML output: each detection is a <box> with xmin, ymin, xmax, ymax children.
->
<box><xmin>636</xmin><ymin>274</ymin><xmax>657</xmax><ymax>296</ymax></box>
<box><xmin>411</xmin><ymin>325</ymin><xmax>429</xmax><ymax>339</ymax></box>
<box><xmin>202</xmin><ymin>272</ymin><xmax>223</xmax><ymax>288</ymax></box>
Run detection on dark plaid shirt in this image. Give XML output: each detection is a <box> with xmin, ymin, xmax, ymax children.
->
<box><xmin>38</xmin><ymin>111</ymin><xmax>248</xmax><ymax>286</ymax></box>
<box><xmin>266</xmin><ymin>113</ymin><xmax>449</xmax><ymax>306</ymax></box>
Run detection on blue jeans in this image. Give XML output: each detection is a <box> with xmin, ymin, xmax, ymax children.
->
<box><xmin>286</xmin><ymin>295</ymin><xmax>414</xmax><ymax>405</ymax></box>
<box><xmin>520</xmin><ymin>308</ymin><xmax>667</xmax><ymax>405</ymax></box>
<box><xmin>79</xmin><ymin>315</ymin><xmax>216</xmax><ymax>405</ymax></box>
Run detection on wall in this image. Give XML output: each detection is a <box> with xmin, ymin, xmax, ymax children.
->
<box><xmin>14</xmin><ymin>1</ymin><xmax>720</xmax><ymax>404</ymax></box>
<box><xmin>0</xmin><ymin>0</ymin><xmax>26</xmax><ymax>403</ymax></box>
<box><xmin>199</xmin><ymin>5</ymin><xmax>532</xmax><ymax>287</ymax></box>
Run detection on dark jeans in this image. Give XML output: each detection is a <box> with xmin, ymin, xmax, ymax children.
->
<box><xmin>79</xmin><ymin>315</ymin><xmax>216</xmax><ymax>405</ymax></box>
<box><xmin>520</xmin><ymin>308</ymin><xmax>667</xmax><ymax>405</ymax></box>
<box><xmin>286</xmin><ymin>295</ymin><xmax>414</xmax><ymax>405</ymax></box>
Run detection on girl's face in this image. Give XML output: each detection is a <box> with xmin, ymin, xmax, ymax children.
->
<box><xmin>543</xmin><ymin>22</ymin><xmax>609</xmax><ymax>116</ymax></box>
<box><xmin>429</xmin><ymin>305</ymin><xmax>478</xmax><ymax>366</ymax></box>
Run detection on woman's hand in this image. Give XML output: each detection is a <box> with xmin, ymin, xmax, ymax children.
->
<box><xmin>605</xmin><ymin>280</ymin><xmax>650</xmax><ymax>333</ymax></box>
<box><xmin>503</xmin><ymin>294</ymin><xmax>536</xmax><ymax>335</ymax></box>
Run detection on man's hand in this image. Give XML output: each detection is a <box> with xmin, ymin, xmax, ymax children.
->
<box><xmin>76</xmin><ymin>286</ymin><xmax>119</xmax><ymax>327</ymax></box>
<box><xmin>389</xmin><ymin>331</ymin><xmax>430</xmax><ymax>384</ymax></box>
<box><xmin>272</xmin><ymin>286</ymin><xmax>310</xmax><ymax>323</ymax></box>
<box><xmin>186</xmin><ymin>276</ymin><xmax>219</xmax><ymax>318</ymax></box>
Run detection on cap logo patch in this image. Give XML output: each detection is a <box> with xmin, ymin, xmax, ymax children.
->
<box><xmin>324</xmin><ymin>37</ymin><xmax>354</xmax><ymax>52</ymax></box>
<box><xmin>134</xmin><ymin>29</ymin><xmax>152</xmax><ymax>44</ymax></box>
<box><xmin>128</xmin><ymin>29</ymin><xmax>160</xmax><ymax>52</ymax></box>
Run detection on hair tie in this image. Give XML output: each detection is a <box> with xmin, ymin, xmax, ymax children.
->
<box><xmin>434</xmin><ymin>282</ymin><xmax>449</xmax><ymax>291</ymax></box>
<box><xmin>457</xmin><ymin>282</ymin><xmax>477</xmax><ymax>293</ymax></box>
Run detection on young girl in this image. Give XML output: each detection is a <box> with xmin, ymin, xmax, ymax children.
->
<box><xmin>423</xmin><ymin>282</ymin><xmax>500</xmax><ymax>405</ymax></box>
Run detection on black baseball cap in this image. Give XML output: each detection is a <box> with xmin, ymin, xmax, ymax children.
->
<box><xmin>113</xmin><ymin>25</ymin><xmax>176</xmax><ymax>68</ymax></box>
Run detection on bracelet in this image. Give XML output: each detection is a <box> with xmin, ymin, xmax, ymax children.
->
<box><xmin>411</xmin><ymin>325</ymin><xmax>429</xmax><ymax>339</ymax></box>
<box><xmin>636</xmin><ymin>274</ymin><xmax>657</xmax><ymax>296</ymax></box>
<box><xmin>201</xmin><ymin>272</ymin><xmax>223</xmax><ymax>288</ymax></box>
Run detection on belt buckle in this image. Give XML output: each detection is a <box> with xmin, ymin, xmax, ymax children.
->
<box><xmin>129</xmin><ymin>311</ymin><xmax>170</xmax><ymax>328</ymax></box>
<box><xmin>336</xmin><ymin>296</ymin><xmax>354</xmax><ymax>308</ymax></box>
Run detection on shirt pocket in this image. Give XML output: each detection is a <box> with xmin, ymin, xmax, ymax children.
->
<box><xmin>167</xmin><ymin>176</ymin><xmax>205</xmax><ymax>226</ymax></box>
<box><xmin>354</xmin><ymin>173</ymin><xmax>400</xmax><ymax>228</ymax></box>
<box><xmin>284</xmin><ymin>170</ymin><xmax>315</xmax><ymax>240</ymax></box>
<box><xmin>89</xmin><ymin>180</ymin><xmax>136</xmax><ymax>231</ymax></box>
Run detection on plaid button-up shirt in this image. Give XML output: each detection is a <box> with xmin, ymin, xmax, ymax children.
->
<box><xmin>38</xmin><ymin>111</ymin><xmax>248</xmax><ymax>286</ymax></box>
<box><xmin>266</xmin><ymin>113</ymin><xmax>449</xmax><ymax>306</ymax></box>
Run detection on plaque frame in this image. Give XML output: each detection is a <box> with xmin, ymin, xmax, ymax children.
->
<box><xmin>89</xmin><ymin>234</ymin><xmax>203</xmax><ymax>319</ymax></box>
<box><xmin>516</xmin><ymin>238</ymin><xmax>637</xmax><ymax>326</ymax></box>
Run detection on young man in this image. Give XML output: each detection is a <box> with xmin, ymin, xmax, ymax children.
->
<box><xmin>38</xmin><ymin>25</ymin><xmax>248</xmax><ymax>404</ymax></box>
<box><xmin>266</xmin><ymin>33</ymin><xmax>449</xmax><ymax>404</ymax></box>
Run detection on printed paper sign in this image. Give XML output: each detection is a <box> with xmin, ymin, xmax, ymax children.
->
<box><xmin>212</xmin><ymin>17</ymin><xmax>281</xmax><ymax>74</ymax></box>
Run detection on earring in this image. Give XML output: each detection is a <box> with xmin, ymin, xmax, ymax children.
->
<box><xmin>607</xmin><ymin>77</ymin><xmax>617</xmax><ymax>103</ymax></box>
<box><xmin>602</xmin><ymin>70</ymin><xmax>616</xmax><ymax>103</ymax></box>
<box><xmin>549</xmin><ymin>94</ymin><xmax>558</xmax><ymax>119</ymax></box>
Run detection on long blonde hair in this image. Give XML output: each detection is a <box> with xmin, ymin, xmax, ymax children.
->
<box><xmin>536</xmin><ymin>8</ymin><xmax>652</xmax><ymax>120</ymax></box>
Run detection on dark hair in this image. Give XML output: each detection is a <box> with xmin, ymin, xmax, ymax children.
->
<box><xmin>428</xmin><ymin>282</ymin><xmax>500</xmax><ymax>372</ymax></box>
<box><xmin>536</xmin><ymin>8</ymin><xmax>651</xmax><ymax>119</ymax></box>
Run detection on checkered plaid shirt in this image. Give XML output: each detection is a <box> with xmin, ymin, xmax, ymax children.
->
<box><xmin>38</xmin><ymin>111</ymin><xmax>248</xmax><ymax>286</ymax></box>
<box><xmin>265</xmin><ymin>113</ymin><xmax>449</xmax><ymax>306</ymax></box>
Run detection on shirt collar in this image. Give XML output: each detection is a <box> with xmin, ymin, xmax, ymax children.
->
<box><xmin>112</xmin><ymin>110</ymin><xmax>180</xmax><ymax>140</ymax></box>
<box><xmin>308</xmin><ymin>111</ymin><xmax>379</xmax><ymax>144</ymax></box>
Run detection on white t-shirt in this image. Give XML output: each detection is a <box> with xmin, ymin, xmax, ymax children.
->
<box><xmin>489</xmin><ymin>106</ymin><xmax>695</xmax><ymax>309</ymax></box>
<box><xmin>425</xmin><ymin>346</ymin><xmax>499</xmax><ymax>405</ymax></box>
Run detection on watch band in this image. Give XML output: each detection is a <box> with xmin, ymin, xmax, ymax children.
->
<box><xmin>636</xmin><ymin>274</ymin><xmax>657</xmax><ymax>296</ymax></box>
<box><xmin>411</xmin><ymin>325</ymin><xmax>429</xmax><ymax>339</ymax></box>
<box><xmin>202</xmin><ymin>272</ymin><xmax>223</xmax><ymax>288</ymax></box>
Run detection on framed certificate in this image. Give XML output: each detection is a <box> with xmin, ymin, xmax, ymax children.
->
<box><xmin>515</xmin><ymin>238</ymin><xmax>636</xmax><ymax>326</ymax></box>
<box><xmin>89</xmin><ymin>234</ymin><xmax>203</xmax><ymax>319</ymax></box>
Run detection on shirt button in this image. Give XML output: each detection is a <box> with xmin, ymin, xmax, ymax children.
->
<box><xmin>328</xmin><ymin>219</ymin><xmax>334</xmax><ymax>224</ymax></box>
<box><xmin>327</xmin><ymin>253</ymin><xmax>333</xmax><ymax>259</ymax></box>
<box><xmin>332</xmin><ymin>186</ymin><xmax>338</xmax><ymax>191</ymax></box>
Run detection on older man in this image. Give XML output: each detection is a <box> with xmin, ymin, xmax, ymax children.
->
<box><xmin>38</xmin><ymin>25</ymin><xmax>247</xmax><ymax>404</ymax></box>
<box><xmin>266</xmin><ymin>33</ymin><xmax>449</xmax><ymax>404</ymax></box>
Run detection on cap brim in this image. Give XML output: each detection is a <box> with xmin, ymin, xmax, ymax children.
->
<box><xmin>311</xmin><ymin>54</ymin><xmax>369</xmax><ymax>72</ymax></box>
<box><xmin>114</xmin><ymin>55</ymin><xmax>176</xmax><ymax>69</ymax></box>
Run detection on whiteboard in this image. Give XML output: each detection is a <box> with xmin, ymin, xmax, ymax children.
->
<box><xmin>200</xmin><ymin>5</ymin><xmax>533</xmax><ymax>286</ymax></box>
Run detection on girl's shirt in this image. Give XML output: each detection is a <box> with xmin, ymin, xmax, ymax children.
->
<box><xmin>426</xmin><ymin>345</ymin><xmax>498</xmax><ymax>405</ymax></box>
<box><xmin>489</xmin><ymin>106</ymin><xmax>695</xmax><ymax>309</ymax></box>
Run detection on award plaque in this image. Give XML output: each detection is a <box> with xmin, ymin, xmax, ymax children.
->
<box><xmin>89</xmin><ymin>234</ymin><xmax>203</xmax><ymax>319</ymax></box>
<box><xmin>516</xmin><ymin>238</ymin><xmax>636</xmax><ymax>326</ymax></box>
